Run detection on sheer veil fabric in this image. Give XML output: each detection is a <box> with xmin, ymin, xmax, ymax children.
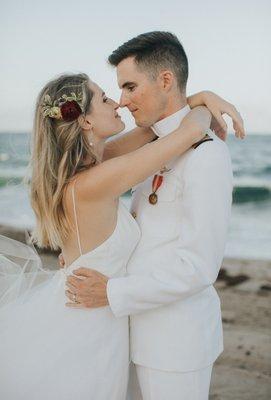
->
<box><xmin>0</xmin><ymin>235</ymin><xmax>53</xmax><ymax>308</ymax></box>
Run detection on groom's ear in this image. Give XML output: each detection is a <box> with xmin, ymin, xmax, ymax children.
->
<box><xmin>78</xmin><ymin>114</ymin><xmax>92</xmax><ymax>130</ymax></box>
<box><xmin>158</xmin><ymin>70</ymin><xmax>175</xmax><ymax>92</ymax></box>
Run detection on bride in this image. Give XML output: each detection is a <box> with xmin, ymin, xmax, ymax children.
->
<box><xmin>0</xmin><ymin>73</ymin><xmax>243</xmax><ymax>399</ymax></box>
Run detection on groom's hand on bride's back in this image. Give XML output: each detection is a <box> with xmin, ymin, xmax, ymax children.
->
<box><xmin>65</xmin><ymin>268</ymin><xmax>109</xmax><ymax>309</ymax></box>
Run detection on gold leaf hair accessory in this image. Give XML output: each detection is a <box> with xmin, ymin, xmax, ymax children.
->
<box><xmin>42</xmin><ymin>92</ymin><xmax>83</xmax><ymax>122</ymax></box>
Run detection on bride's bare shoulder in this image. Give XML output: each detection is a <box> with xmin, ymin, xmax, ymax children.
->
<box><xmin>63</xmin><ymin>165</ymin><xmax>110</xmax><ymax>208</ymax></box>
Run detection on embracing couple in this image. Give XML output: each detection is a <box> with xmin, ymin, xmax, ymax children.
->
<box><xmin>0</xmin><ymin>31</ymin><xmax>244</xmax><ymax>400</ymax></box>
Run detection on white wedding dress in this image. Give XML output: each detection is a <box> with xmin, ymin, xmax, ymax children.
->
<box><xmin>0</xmin><ymin>196</ymin><xmax>141</xmax><ymax>400</ymax></box>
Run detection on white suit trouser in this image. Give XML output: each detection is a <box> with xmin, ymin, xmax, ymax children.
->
<box><xmin>127</xmin><ymin>362</ymin><xmax>213</xmax><ymax>400</ymax></box>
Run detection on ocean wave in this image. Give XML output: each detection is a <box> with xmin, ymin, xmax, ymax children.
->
<box><xmin>0</xmin><ymin>177</ymin><xmax>24</xmax><ymax>187</ymax></box>
<box><xmin>262</xmin><ymin>165</ymin><xmax>271</xmax><ymax>174</ymax></box>
<box><xmin>233</xmin><ymin>185</ymin><xmax>271</xmax><ymax>203</ymax></box>
<box><xmin>233</xmin><ymin>166</ymin><xmax>271</xmax><ymax>178</ymax></box>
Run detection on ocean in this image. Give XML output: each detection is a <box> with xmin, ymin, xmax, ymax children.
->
<box><xmin>0</xmin><ymin>133</ymin><xmax>270</xmax><ymax>260</ymax></box>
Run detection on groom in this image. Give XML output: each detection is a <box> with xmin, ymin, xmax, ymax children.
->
<box><xmin>67</xmin><ymin>32</ymin><xmax>233</xmax><ymax>399</ymax></box>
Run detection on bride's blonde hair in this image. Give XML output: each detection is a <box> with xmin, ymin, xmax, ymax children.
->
<box><xmin>30</xmin><ymin>73</ymin><xmax>96</xmax><ymax>250</ymax></box>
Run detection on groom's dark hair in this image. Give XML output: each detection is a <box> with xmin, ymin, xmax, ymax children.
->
<box><xmin>108</xmin><ymin>31</ymin><xmax>188</xmax><ymax>93</ymax></box>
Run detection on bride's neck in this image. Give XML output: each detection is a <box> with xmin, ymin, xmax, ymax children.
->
<box><xmin>91</xmin><ymin>136</ymin><xmax>106</xmax><ymax>163</ymax></box>
<box><xmin>83</xmin><ymin>131</ymin><xmax>106</xmax><ymax>164</ymax></box>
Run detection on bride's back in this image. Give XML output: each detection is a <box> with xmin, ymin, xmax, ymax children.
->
<box><xmin>62</xmin><ymin>179</ymin><xmax>120</xmax><ymax>267</ymax></box>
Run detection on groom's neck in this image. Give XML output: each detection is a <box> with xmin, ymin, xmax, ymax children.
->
<box><xmin>157</xmin><ymin>93</ymin><xmax>187</xmax><ymax>122</ymax></box>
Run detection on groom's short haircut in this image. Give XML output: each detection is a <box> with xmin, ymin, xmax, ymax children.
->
<box><xmin>108</xmin><ymin>31</ymin><xmax>188</xmax><ymax>93</ymax></box>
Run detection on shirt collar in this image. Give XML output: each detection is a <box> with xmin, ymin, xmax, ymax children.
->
<box><xmin>151</xmin><ymin>105</ymin><xmax>191</xmax><ymax>138</ymax></box>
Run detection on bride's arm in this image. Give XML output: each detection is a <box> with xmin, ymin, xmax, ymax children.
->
<box><xmin>103</xmin><ymin>91</ymin><xmax>245</xmax><ymax>161</ymax></box>
<box><xmin>103</xmin><ymin>127</ymin><xmax>156</xmax><ymax>161</ymax></box>
<box><xmin>188</xmin><ymin>91</ymin><xmax>245</xmax><ymax>140</ymax></box>
<box><xmin>78</xmin><ymin>107</ymin><xmax>211</xmax><ymax>200</ymax></box>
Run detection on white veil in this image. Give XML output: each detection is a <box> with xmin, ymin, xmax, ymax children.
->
<box><xmin>0</xmin><ymin>235</ymin><xmax>53</xmax><ymax>307</ymax></box>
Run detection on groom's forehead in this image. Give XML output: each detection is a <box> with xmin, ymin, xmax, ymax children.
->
<box><xmin>116</xmin><ymin>57</ymin><xmax>144</xmax><ymax>88</ymax></box>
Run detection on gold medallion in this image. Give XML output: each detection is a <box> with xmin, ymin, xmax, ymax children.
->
<box><xmin>149</xmin><ymin>193</ymin><xmax>158</xmax><ymax>205</ymax></box>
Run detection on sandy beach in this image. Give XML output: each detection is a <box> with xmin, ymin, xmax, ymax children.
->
<box><xmin>1</xmin><ymin>225</ymin><xmax>271</xmax><ymax>399</ymax></box>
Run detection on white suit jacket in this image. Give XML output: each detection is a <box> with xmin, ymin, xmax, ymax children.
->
<box><xmin>107</xmin><ymin>105</ymin><xmax>233</xmax><ymax>372</ymax></box>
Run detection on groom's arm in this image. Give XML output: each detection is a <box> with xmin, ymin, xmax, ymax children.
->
<box><xmin>103</xmin><ymin>127</ymin><xmax>156</xmax><ymax>160</ymax></box>
<box><xmin>107</xmin><ymin>141</ymin><xmax>233</xmax><ymax>317</ymax></box>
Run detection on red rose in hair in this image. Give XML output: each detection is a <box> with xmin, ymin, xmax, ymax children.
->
<box><xmin>60</xmin><ymin>101</ymin><xmax>82</xmax><ymax>122</ymax></box>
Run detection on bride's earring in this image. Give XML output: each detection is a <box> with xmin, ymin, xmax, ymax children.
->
<box><xmin>88</xmin><ymin>129</ymin><xmax>94</xmax><ymax>148</ymax></box>
<box><xmin>89</xmin><ymin>135</ymin><xmax>94</xmax><ymax>147</ymax></box>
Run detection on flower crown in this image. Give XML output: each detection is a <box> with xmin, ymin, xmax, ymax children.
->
<box><xmin>42</xmin><ymin>92</ymin><xmax>83</xmax><ymax>122</ymax></box>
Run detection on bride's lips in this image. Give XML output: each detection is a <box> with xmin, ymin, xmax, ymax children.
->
<box><xmin>131</xmin><ymin>109</ymin><xmax>138</xmax><ymax>115</ymax></box>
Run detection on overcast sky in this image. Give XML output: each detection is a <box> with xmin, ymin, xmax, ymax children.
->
<box><xmin>0</xmin><ymin>0</ymin><xmax>270</xmax><ymax>133</ymax></box>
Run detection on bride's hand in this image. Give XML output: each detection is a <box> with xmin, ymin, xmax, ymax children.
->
<box><xmin>188</xmin><ymin>91</ymin><xmax>245</xmax><ymax>141</ymax></box>
<box><xmin>180</xmin><ymin>105</ymin><xmax>212</xmax><ymax>144</ymax></box>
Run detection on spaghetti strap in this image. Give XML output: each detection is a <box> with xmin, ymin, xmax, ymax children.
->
<box><xmin>72</xmin><ymin>180</ymin><xmax>83</xmax><ymax>256</ymax></box>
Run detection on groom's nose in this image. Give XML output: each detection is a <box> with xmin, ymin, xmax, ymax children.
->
<box><xmin>119</xmin><ymin>91</ymin><xmax>130</xmax><ymax>108</ymax></box>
